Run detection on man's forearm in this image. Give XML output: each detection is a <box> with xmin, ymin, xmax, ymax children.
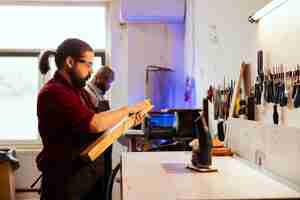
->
<box><xmin>89</xmin><ymin>106</ymin><xmax>130</xmax><ymax>133</ymax></box>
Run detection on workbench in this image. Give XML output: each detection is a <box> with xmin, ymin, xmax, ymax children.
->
<box><xmin>124</xmin><ymin>129</ymin><xmax>144</xmax><ymax>152</ymax></box>
<box><xmin>121</xmin><ymin>152</ymin><xmax>300</xmax><ymax>200</ymax></box>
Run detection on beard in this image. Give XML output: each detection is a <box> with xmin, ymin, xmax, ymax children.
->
<box><xmin>95</xmin><ymin>79</ymin><xmax>108</xmax><ymax>95</ymax></box>
<box><xmin>70</xmin><ymin>69</ymin><xmax>91</xmax><ymax>88</ymax></box>
<box><xmin>98</xmin><ymin>84</ymin><xmax>108</xmax><ymax>94</ymax></box>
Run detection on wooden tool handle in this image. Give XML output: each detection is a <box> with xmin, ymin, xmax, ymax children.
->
<box><xmin>229</xmin><ymin>62</ymin><xmax>246</xmax><ymax>118</ymax></box>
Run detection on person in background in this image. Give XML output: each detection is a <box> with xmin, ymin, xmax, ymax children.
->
<box><xmin>85</xmin><ymin>66</ymin><xmax>115</xmax><ymax>200</ymax></box>
<box><xmin>36</xmin><ymin>38</ymin><xmax>146</xmax><ymax>200</ymax></box>
<box><xmin>86</xmin><ymin>66</ymin><xmax>115</xmax><ymax>112</ymax></box>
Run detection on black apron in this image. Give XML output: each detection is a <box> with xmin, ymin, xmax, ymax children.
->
<box><xmin>40</xmin><ymin>102</ymin><xmax>111</xmax><ymax>200</ymax></box>
<box><xmin>95</xmin><ymin>100</ymin><xmax>112</xmax><ymax>200</ymax></box>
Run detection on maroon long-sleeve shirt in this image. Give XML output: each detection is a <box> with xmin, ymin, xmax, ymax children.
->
<box><xmin>36</xmin><ymin>71</ymin><xmax>96</xmax><ymax>172</ymax></box>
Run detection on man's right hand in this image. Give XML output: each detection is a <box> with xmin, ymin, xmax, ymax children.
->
<box><xmin>128</xmin><ymin>100</ymin><xmax>152</xmax><ymax>114</ymax></box>
<box><xmin>90</xmin><ymin>100</ymin><xmax>152</xmax><ymax>134</ymax></box>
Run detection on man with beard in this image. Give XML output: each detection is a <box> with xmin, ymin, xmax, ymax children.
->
<box><xmin>36</xmin><ymin>38</ymin><xmax>146</xmax><ymax>200</ymax></box>
<box><xmin>85</xmin><ymin>66</ymin><xmax>115</xmax><ymax>200</ymax></box>
<box><xmin>86</xmin><ymin>66</ymin><xmax>115</xmax><ymax>112</ymax></box>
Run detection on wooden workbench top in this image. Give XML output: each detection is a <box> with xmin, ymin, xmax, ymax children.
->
<box><xmin>121</xmin><ymin>152</ymin><xmax>300</xmax><ymax>200</ymax></box>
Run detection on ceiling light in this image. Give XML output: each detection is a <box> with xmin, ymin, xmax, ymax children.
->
<box><xmin>248</xmin><ymin>0</ymin><xmax>289</xmax><ymax>23</ymax></box>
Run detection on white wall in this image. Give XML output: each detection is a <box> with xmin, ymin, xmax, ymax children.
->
<box><xmin>189</xmin><ymin>0</ymin><xmax>270</xmax><ymax>105</ymax></box>
<box><xmin>110</xmin><ymin>0</ymin><xmax>185</xmax><ymax>108</ymax></box>
<box><xmin>127</xmin><ymin>24</ymin><xmax>169</xmax><ymax>104</ymax></box>
<box><xmin>254</xmin><ymin>0</ymin><xmax>300</xmax><ymax>128</ymax></box>
<box><xmin>111</xmin><ymin>0</ymin><xmax>275</xmax><ymax>109</ymax></box>
<box><xmin>108</xmin><ymin>1</ymin><xmax>185</xmax><ymax>199</ymax></box>
<box><xmin>120</xmin><ymin>0</ymin><xmax>185</xmax><ymax>23</ymax></box>
<box><xmin>127</xmin><ymin>23</ymin><xmax>185</xmax><ymax>106</ymax></box>
<box><xmin>168</xmin><ymin>24</ymin><xmax>186</xmax><ymax>107</ymax></box>
<box><xmin>109</xmin><ymin>0</ymin><xmax>129</xmax><ymax>108</ymax></box>
<box><xmin>227</xmin><ymin>118</ymin><xmax>300</xmax><ymax>191</ymax></box>
<box><xmin>257</xmin><ymin>0</ymin><xmax>299</xmax><ymax>68</ymax></box>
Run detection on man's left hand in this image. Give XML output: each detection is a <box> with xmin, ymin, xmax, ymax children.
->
<box><xmin>132</xmin><ymin>112</ymin><xmax>146</xmax><ymax>126</ymax></box>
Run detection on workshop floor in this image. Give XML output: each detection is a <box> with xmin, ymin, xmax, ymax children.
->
<box><xmin>16</xmin><ymin>184</ymin><xmax>121</xmax><ymax>200</ymax></box>
<box><xmin>16</xmin><ymin>191</ymin><xmax>39</xmax><ymax>200</ymax></box>
<box><xmin>15</xmin><ymin>172</ymin><xmax>122</xmax><ymax>200</ymax></box>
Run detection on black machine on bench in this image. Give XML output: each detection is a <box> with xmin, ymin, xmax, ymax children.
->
<box><xmin>143</xmin><ymin>109</ymin><xmax>202</xmax><ymax>151</ymax></box>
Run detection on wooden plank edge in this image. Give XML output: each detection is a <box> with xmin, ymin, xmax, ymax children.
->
<box><xmin>81</xmin><ymin>102</ymin><xmax>153</xmax><ymax>161</ymax></box>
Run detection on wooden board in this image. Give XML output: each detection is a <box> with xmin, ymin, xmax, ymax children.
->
<box><xmin>212</xmin><ymin>138</ymin><xmax>224</xmax><ymax>148</ymax></box>
<box><xmin>212</xmin><ymin>147</ymin><xmax>233</xmax><ymax>156</ymax></box>
<box><xmin>229</xmin><ymin>62</ymin><xmax>248</xmax><ymax>118</ymax></box>
<box><xmin>80</xmin><ymin>100</ymin><xmax>153</xmax><ymax>161</ymax></box>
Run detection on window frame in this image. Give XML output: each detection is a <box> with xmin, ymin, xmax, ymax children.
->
<box><xmin>0</xmin><ymin>49</ymin><xmax>106</xmax><ymax>148</ymax></box>
<box><xmin>0</xmin><ymin>1</ymin><xmax>108</xmax><ymax>148</ymax></box>
<box><xmin>0</xmin><ymin>49</ymin><xmax>106</xmax><ymax>66</ymax></box>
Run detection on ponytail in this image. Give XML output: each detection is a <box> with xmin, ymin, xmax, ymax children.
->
<box><xmin>38</xmin><ymin>50</ymin><xmax>56</xmax><ymax>75</ymax></box>
<box><xmin>39</xmin><ymin>38</ymin><xmax>94</xmax><ymax>75</ymax></box>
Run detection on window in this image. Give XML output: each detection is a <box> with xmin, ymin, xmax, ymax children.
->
<box><xmin>0</xmin><ymin>56</ymin><xmax>39</xmax><ymax>141</ymax></box>
<box><xmin>0</xmin><ymin>4</ymin><xmax>107</xmax><ymax>142</ymax></box>
<box><xmin>0</xmin><ymin>5</ymin><xmax>106</xmax><ymax>49</ymax></box>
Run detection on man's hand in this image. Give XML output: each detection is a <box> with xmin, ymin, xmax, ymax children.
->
<box><xmin>128</xmin><ymin>100</ymin><xmax>152</xmax><ymax>126</ymax></box>
<box><xmin>128</xmin><ymin>100</ymin><xmax>152</xmax><ymax>114</ymax></box>
<box><xmin>132</xmin><ymin>112</ymin><xmax>147</xmax><ymax>127</ymax></box>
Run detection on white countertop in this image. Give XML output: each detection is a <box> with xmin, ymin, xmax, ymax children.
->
<box><xmin>121</xmin><ymin>152</ymin><xmax>300</xmax><ymax>200</ymax></box>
